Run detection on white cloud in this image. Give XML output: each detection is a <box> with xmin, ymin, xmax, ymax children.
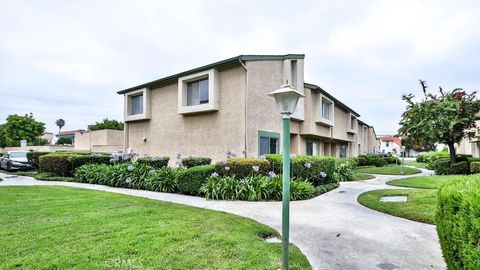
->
<box><xmin>0</xmin><ymin>0</ymin><xmax>479</xmax><ymax>134</ymax></box>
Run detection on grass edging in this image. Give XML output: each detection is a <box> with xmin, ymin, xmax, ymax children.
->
<box><xmin>357</xmin><ymin>189</ymin><xmax>437</xmax><ymax>224</ymax></box>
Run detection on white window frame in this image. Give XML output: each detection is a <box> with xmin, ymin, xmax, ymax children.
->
<box><xmin>316</xmin><ymin>94</ymin><xmax>334</xmax><ymax>126</ymax></box>
<box><xmin>178</xmin><ymin>69</ymin><xmax>219</xmax><ymax>114</ymax></box>
<box><xmin>348</xmin><ymin>113</ymin><xmax>358</xmax><ymax>134</ymax></box>
<box><xmin>306</xmin><ymin>140</ymin><xmax>320</xmax><ymax>156</ymax></box>
<box><xmin>124</xmin><ymin>88</ymin><xmax>151</xmax><ymax>122</ymax></box>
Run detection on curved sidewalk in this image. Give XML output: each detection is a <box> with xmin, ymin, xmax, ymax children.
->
<box><xmin>0</xmin><ymin>170</ymin><xmax>445</xmax><ymax>270</ymax></box>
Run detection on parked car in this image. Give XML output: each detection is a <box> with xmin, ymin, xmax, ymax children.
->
<box><xmin>0</xmin><ymin>151</ymin><xmax>33</xmax><ymax>171</ymax></box>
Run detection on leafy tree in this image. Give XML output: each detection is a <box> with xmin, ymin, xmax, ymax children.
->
<box><xmin>0</xmin><ymin>114</ymin><xmax>46</xmax><ymax>147</ymax></box>
<box><xmin>0</xmin><ymin>125</ymin><xmax>7</xmax><ymax>148</ymax></box>
<box><xmin>401</xmin><ymin>136</ymin><xmax>436</xmax><ymax>152</ymax></box>
<box><xmin>399</xmin><ymin>80</ymin><xmax>480</xmax><ymax>163</ymax></box>
<box><xmin>88</xmin><ymin>118</ymin><xmax>124</xmax><ymax>131</ymax></box>
<box><xmin>56</xmin><ymin>119</ymin><xmax>65</xmax><ymax>133</ymax></box>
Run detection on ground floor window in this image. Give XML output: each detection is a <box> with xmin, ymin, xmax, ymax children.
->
<box><xmin>258</xmin><ymin>130</ymin><xmax>280</xmax><ymax>156</ymax></box>
<box><xmin>339</xmin><ymin>144</ymin><xmax>347</xmax><ymax>158</ymax></box>
<box><xmin>306</xmin><ymin>141</ymin><xmax>319</xmax><ymax>156</ymax></box>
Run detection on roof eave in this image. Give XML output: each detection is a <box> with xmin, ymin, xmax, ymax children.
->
<box><xmin>117</xmin><ymin>54</ymin><xmax>305</xmax><ymax>95</ymax></box>
<box><xmin>304</xmin><ymin>83</ymin><xmax>360</xmax><ymax>117</ymax></box>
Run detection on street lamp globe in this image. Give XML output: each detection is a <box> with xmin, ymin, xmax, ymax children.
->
<box><xmin>267</xmin><ymin>84</ymin><xmax>305</xmax><ymax>115</ymax></box>
<box><xmin>401</xmin><ymin>146</ymin><xmax>406</xmax><ymax>153</ymax></box>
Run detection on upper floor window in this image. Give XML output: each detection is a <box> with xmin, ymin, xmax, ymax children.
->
<box><xmin>124</xmin><ymin>88</ymin><xmax>150</xmax><ymax>122</ymax></box>
<box><xmin>322</xmin><ymin>98</ymin><xmax>332</xmax><ymax>120</ymax></box>
<box><xmin>386</xmin><ymin>141</ymin><xmax>390</xmax><ymax>147</ymax></box>
<box><xmin>178</xmin><ymin>69</ymin><xmax>219</xmax><ymax>114</ymax></box>
<box><xmin>187</xmin><ymin>78</ymin><xmax>209</xmax><ymax>106</ymax></box>
<box><xmin>350</xmin><ymin>116</ymin><xmax>356</xmax><ymax>130</ymax></box>
<box><xmin>130</xmin><ymin>94</ymin><xmax>143</xmax><ymax>115</ymax></box>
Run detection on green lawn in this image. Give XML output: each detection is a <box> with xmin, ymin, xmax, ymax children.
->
<box><xmin>0</xmin><ymin>186</ymin><xmax>311</xmax><ymax>270</ymax></box>
<box><xmin>405</xmin><ymin>161</ymin><xmax>427</xmax><ymax>169</ymax></box>
<box><xmin>357</xmin><ymin>189</ymin><xmax>437</xmax><ymax>224</ymax></box>
<box><xmin>387</xmin><ymin>175</ymin><xmax>461</xmax><ymax>189</ymax></box>
<box><xmin>351</xmin><ymin>173</ymin><xmax>375</xmax><ymax>181</ymax></box>
<box><xmin>354</xmin><ymin>166</ymin><xmax>422</xmax><ymax>175</ymax></box>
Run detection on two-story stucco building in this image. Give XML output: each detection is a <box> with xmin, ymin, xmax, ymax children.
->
<box><xmin>117</xmin><ymin>54</ymin><xmax>379</xmax><ymax>164</ymax></box>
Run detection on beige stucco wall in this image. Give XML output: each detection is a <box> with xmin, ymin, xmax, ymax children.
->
<box><xmin>122</xmin><ymin>57</ymin><xmax>376</xmax><ymax>161</ymax></box>
<box><xmin>126</xmin><ymin>65</ymin><xmax>247</xmax><ymax>164</ymax></box>
<box><xmin>75</xmin><ymin>129</ymin><xmax>124</xmax><ymax>151</ymax></box>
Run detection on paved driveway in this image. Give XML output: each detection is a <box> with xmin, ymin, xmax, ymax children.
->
<box><xmin>0</xmin><ymin>170</ymin><xmax>445</xmax><ymax>270</ymax></box>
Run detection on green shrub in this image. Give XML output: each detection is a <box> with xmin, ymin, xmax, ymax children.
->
<box><xmin>181</xmin><ymin>157</ymin><xmax>211</xmax><ymax>168</ymax></box>
<box><xmin>383</xmin><ymin>156</ymin><xmax>400</xmax><ymax>164</ymax></box>
<box><xmin>67</xmin><ymin>154</ymin><xmax>111</xmax><ymax>175</ymax></box>
<box><xmin>26</xmin><ymin>151</ymin><xmax>50</xmax><ymax>169</ymax></box>
<box><xmin>436</xmin><ymin>175</ymin><xmax>480</xmax><ymax>270</ymax></box>
<box><xmin>39</xmin><ymin>154</ymin><xmax>71</xmax><ymax>176</ymax></box>
<box><xmin>176</xmin><ymin>165</ymin><xmax>215</xmax><ymax>195</ymax></box>
<box><xmin>455</xmin><ymin>154</ymin><xmax>472</xmax><ymax>162</ymax></box>
<box><xmin>370</xmin><ymin>158</ymin><xmax>387</xmax><ymax>167</ymax></box>
<box><xmin>215</xmin><ymin>158</ymin><xmax>270</xmax><ymax>179</ymax></box>
<box><xmin>355</xmin><ymin>156</ymin><xmax>368</xmax><ymax>166</ymax></box>
<box><xmin>201</xmin><ymin>175</ymin><xmax>315</xmax><ymax>201</ymax></box>
<box><xmin>333</xmin><ymin>159</ymin><xmax>355</xmax><ymax>181</ymax></box>
<box><xmin>470</xmin><ymin>161</ymin><xmax>480</xmax><ymax>174</ymax></box>
<box><xmin>417</xmin><ymin>151</ymin><xmax>450</xmax><ymax>163</ymax></box>
<box><xmin>314</xmin><ymin>182</ymin><xmax>339</xmax><ymax>196</ymax></box>
<box><xmin>74</xmin><ymin>163</ymin><xmax>153</xmax><ymax>189</ymax></box>
<box><xmin>291</xmin><ymin>156</ymin><xmax>337</xmax><ymax>184</ymax></box>
<box><xmin>434</xmin><ymin>158</ymin><xmax>452</xmax><ymax>175</ymax></box>
<box><xmin>136</xmin><ymin>157</ymin><xmax>169</xmax><ymax>169</ymax></box>
<box><xmin>451</xmin><ymin>161</ymin><xmax>469</xmax><ymax>175</ymax></box>
<box><xmin>265</xmin><ymin>154</ymin><xmax>283</xmax><ymax>174</ymax></box>
<box><xmin>144</xmin><ymin>167</ymin><xmax>178</xmax><ymax>192</ymax></box>
<box><xmin>38</xmin><ymin>153</ymin><xmax>111</xmax><ymax>177</ymax></box>
<box><xmin>467</xmin><ymin>157</ymin><xmax>480</xmax><ymax>164</ymax></box>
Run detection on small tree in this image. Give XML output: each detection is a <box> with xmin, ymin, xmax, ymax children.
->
<box><xmin>399</xmin><ymin>80</ymin><xmax>480</xmax><ymax>163</ymax></box>
<box><xmin>88</xmin><ymin>118</ymin><xmax>124</xmax><ymax>131</ymax></box>
<box><xmin>56</xmin><ymin>119</ymin><xmax>65</xmax><ymax>133</ymax></box>
<box><xmin>1</xmin><ymin>114</ymin><xmax>46</xmax><ymax>147</ymax></box>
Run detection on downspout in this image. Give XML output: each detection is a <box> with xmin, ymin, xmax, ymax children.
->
<box><xmin>239</xmin><ymin>59</ymin><xmax>248</xmax><ymax>158</ymax></box>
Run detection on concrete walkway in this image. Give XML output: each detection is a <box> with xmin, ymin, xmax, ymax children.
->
<box><xmin>0</xmin><ymin>170</ymin><xmax>445</xmax><ymax>270</ymax></box>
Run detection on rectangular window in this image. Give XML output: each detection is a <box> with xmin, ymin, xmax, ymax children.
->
<box><xmin>351</xmin><ymin>116</ymin><xmax>356</xmax><ymax>130</ymax></box>
<box><xmin>386</xmin><ymin>141</ymin><xmax>390</xmax><ymax>147</ymax></box>
<box><xmin>306</xmin><ymin>141</ymin><xmax>319</xmax><ymax>156</ymax></box>
<box><xmin>339</xmin><ymin>144</ymin><xmax>347</xmax><ymax>158</ymax></box>
<box><xmin>322</xmin><ymin>98</ymin><xmax>332</xmax><ymax>120</ymax></box>
<box><xmin>131</xmin><ymin>94</ymin><xmax>143</xmax><ymax>115</ymax></box>
<box><xmin>187</xmin><ymin>78</ymin><xmax>209</xmax><ymax>106</ymax></box>
<box><xmin>260</xmin><ymin>137</ymin><xmax>278</xmax><ymax>156</ymax></box>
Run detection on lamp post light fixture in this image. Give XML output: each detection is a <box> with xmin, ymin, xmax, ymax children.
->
<box><xmin>400</xmin><ymin>146</ymin><xmax>406</xmax><ymax>167</ymax></box>
<box><xmin>268</xmin><ymin>84</ymin><xmax>304</xmax><ymax>270</ymax></box>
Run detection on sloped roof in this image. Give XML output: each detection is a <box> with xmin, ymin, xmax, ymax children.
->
<box><xmin>378</xmin><ymin>136</ymin><xmax>402</xmax><ymax>146</ymax></box>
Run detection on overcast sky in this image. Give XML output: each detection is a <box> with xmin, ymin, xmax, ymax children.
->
<box><xmin>1</xmin><ymin>0</ymin><xmax>479</xmax><ymax>135</ymax></box>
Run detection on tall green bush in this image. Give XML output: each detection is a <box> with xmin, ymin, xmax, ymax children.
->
<box><xmin>136</xmin><ymin>157</ymin><xmax>170</xmax><ymax>169</ymax></box>
<box><xmin>26</xmin><ymin>151</ymin><xmax>50</xmax><ymax>169</ymax></box>
<box><xmin>470</xmin><ymin>161</ymin><xmax>480</xmax><ymax>174</ymax></box>
<box><xmin>436</xmin><ymin>175</ymin><xmax>480</xmax><ymax>270</ymax></box>
<box><xmin>215</xmin><ymin>158</ymin><xmax>270</xmax><ymax>179</ymax></box>
<box><xmin>39</xmin><ymin>153</ymin><xmax>111</xmax><ymax>176</ymax></box>
<box><xmin>181</xmin><ymin>157</ymin><xmax>211</xmax><ymax>168</ymax></box>
<box><xmin>176</xmin><ymin>165</ymin><xmax>215</xmax><ymax>195</ymax></box>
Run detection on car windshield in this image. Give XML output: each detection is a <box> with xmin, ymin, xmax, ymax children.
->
<box><xmin>9</xmin><ymin>152</ymin><xmax>27</xmax><ymax>158</ymax></box>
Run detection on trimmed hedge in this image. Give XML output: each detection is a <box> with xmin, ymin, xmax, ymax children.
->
<box><xmin>383</xmin><ymin>156</ymin><xmax>400</xmax><ymax>164</ymax></box>
<box><xmin>451</xmin><ymin>161</ymin><xmax>469</xmax><ymax>175</ymax></box>
<box><xmin>416</xmin><ymin>151</ymin><xmax>449</xmax><ymax>163</ymax></box>
<box><xmin>215</xmin><ymin>158</ymin><xmax>270</xmax><ymax>179</ymax></box>
<box><xmin>26</xmin><ymin>151</ymin><xmax>50</xmax><ymax>169</ymax></box>
<box><xmin>39</xmin><ymin>153</ymin><xmax>111</xmax><ymax>176</ymax></box>
<box><xmin>137</xmin><ymin>157</ymin><xmax>169</xmax><ymax>169</ymax></box>
<box><xmin>455</xmin><ymin>154</ymin><xmax>473</xmax><ymax>163</ymax></box>
<box><xmin>181</xmin><ymin>157</ymin><xmax>211</xmax><ymax>168</ymax></box>
<box><xmin>470</xmin><ymin>161</ymin><xmax>480</xmax><ymax>174</ymax></box>
<box><xmin>436</xmin><ymin>175</ymin><xmax>480</xmax><ymax>270</ymax></box>
<box><xmin>434</xmin><ymin>158</ymin><xmax>451</xmax><ymax>175</ymax></box>
<box><xmin>176</xmin><ymin>165</ymin><xmax>215</xmax><ymax>195</ymax></box>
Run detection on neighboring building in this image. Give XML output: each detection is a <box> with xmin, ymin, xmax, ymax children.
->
<box><xmin>117</xmin><ymin>54</ymin><xmax>379</xmax><ymax>164</ymax></box>
<box><xmin>40</xmin><ymin>132</ymin><xmax>54</xmax><ymax>144</ymax></box>
<box><xmin>74</xmin><ymin>129</ymin><xmax>124</xmax><ymax>152</ymax></box>
<box><xmin>378</xmin><ymin>135</ymin><xmax>402</xmax><ymax>155</ymax></box>
<box><xmin>55</xmin><ymin>129</ymin><xmax>85</xmax><ymax>145</ymax></box>
<box><xmin>456</xmin><ymin>121</ymin><xmax>480</xmax><ymax>157</ymax></box>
